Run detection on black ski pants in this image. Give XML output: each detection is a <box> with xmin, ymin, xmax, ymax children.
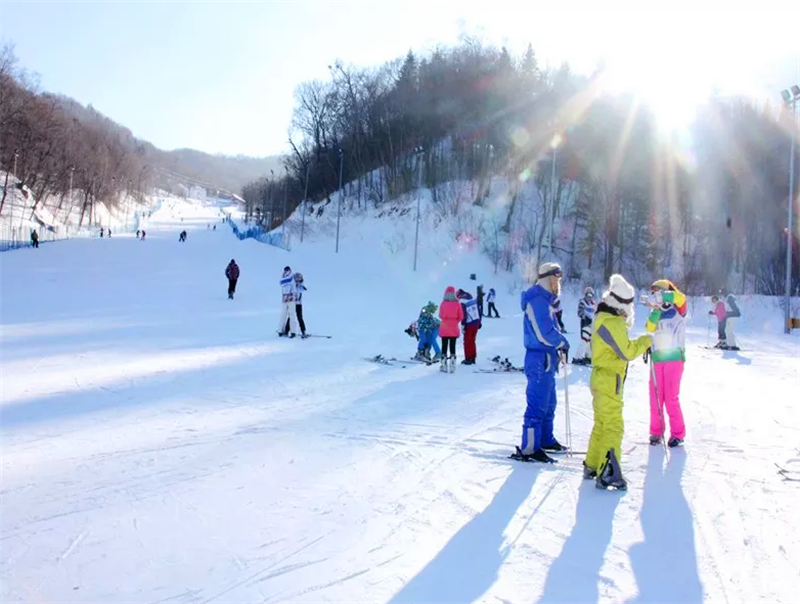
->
<box><xmin>487</xmin><ymin>302</ymin><xmax>499</xmax><ymax>318</ymax></box>
<box><xmin>441</xmin><ymin>337</ymin><xmax>457</xmax><ymax>356</ymax></box>
<box><xmin>228</xmin><ymin>278</ymin><xmax>237</xmax><ymax>296</ymax></box>
<box><xmin>285</xmin><ymin>304</ymin><xmax>306</xmax><ymax>334</ymax></box>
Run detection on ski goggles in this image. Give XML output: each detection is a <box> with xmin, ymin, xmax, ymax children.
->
<box><xmin>538</xmin><ymin>267</ymin><xmax>563</xmax><ymax>279</ymax></box>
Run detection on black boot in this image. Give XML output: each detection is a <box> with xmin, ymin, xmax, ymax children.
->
<box><xmin>667</xmin><ymin>437</ymin><xmax>684</xmax><ymax>448</ymax></box>
<box><xmin>649</xmin><ymin>435</ymin><xmax>662</xmax><ymax>446</ymax></box>
<box><xmin>509</xmin><ymin>447</ymin><xmax>556</xmax><ymax>463</ymax></box>
<box><xmin>596</xmin><ymin>448</ymin><xmax>627</xmax><ymax>490</ymax></box>
<box><xmin>543</xmin><ymin>440</ymin><xmax>568</xmax><ymax>452</ymax></box>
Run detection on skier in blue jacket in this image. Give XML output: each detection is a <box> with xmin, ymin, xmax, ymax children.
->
<box><xmin>415</xmin><ymin>302</ymin><xmax>442</xmax><ymax>362</ymax></box>
<box><xmin>513</xmin><ymin>262</ymin><xmax>570</xmax><ymax>463</ymax></box>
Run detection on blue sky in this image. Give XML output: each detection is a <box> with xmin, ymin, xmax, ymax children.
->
<box><xmin>1</xmin><ymin>0</ymin><xmax>797</xmax><ymax>158</ymax></box>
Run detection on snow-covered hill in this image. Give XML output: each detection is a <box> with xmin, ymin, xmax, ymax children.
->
<box><xmin>1</xmin><ymin>196</ymin><xmax>798</xmax><ymax>603</ymax></box>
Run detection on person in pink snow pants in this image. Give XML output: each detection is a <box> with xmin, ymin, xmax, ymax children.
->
<box><xmin>643</xmin><ymin>279</ymin><xmax>688</xmax><ymax>448</ymax></box>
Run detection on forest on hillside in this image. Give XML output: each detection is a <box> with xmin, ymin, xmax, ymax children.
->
<box><xmin>242</xmin><ymin>38</ymin><xmax>799</xmax><ymax>295</ymax></box>
<box><xmin>0</xmin><ymin>44</ymin><xmax>280</xmax><ymax>226</ymax></box>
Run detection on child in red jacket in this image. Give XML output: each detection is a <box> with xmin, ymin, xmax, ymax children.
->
<box><xmin>709</xmin><ymin>295</ymin><xmax>727</xmax><ymax>348</ymax></box>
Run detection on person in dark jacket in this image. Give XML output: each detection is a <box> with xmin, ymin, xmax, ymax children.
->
<box><xmin>225</xmin><ymin>259</ymin><xmax>240</xmax><ymax>299</ymax></box>
<box><xmin>30</xmin><ymin>230</ymin><xmax>39</xmax><ymax>248</ymax></box>
<box><xmin>476</xmin><ymin>285</ymin><xmax>485</xmax><ymax>317</ymax></box>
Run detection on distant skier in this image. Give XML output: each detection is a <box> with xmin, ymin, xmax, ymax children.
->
<box><xmin>100</xmin><ymin>227</ymin><xmax>104</xmax><ymax>238</ymax></box>
<box><xmin>136</xmin><ymin>229</ymin><xmax>140</xmax><ymax>239</ymax></box>
<box><xmin>709</xmin><ymin>295</ymin><xmax>727</xmax><ymax>347</ymax></box>
<box><xmin>278</xmin><ymin>266</ymin><xmax>298</xmax><ymax>337</ymax></box>
<box><xmin>573</xmin><ymin>286</ymin><xmax>596</xmax><ymax>365</ymax></box>
<box><xmin>584</xmin><ymin>274</ymin><xmax>651</xmax><ymax>490</ymax></box>
<box><xmin>415</xmin><ymin>302</ymin><xmax>442</xmax><ymax>362</ymax></box>
<box><xmin>476</xmin><ymin>285</ymin><xmax>486</xmax><ymax>318</ymax></box>
<box><xmin>486</xmin><ymin>287</ymin><xmax>500</xmax><ymax>318</ymax></box>
<box><xmin>213</xmin><ymin>224</ymin><xmax>216</xmax><ymax>231</ymax></box>
<box><xmin>30</xmin><ymin>230</ymin><xmax>39</xmax><ymax>248</ymax></box>
<box><xmin>644</xmin><ymin>279</ymin><xmax>688</xmax><ymax>448</ymax></box>
<box><xmin>284</xmin><ymin>272</ymin><xmax>307</xmax><ymax>337</ymax></box>
<box><xmin>512</xmin><ymin>262</ymin><xmax>569</xmax><ymax>464</ymax></box>
<box><xmin>438</xmin><ymin>286</ymin><xmax>464</xmax><ymax>373</ymax></box>
<box><xmin>108</xmin><ymin>228</ymin><xmax>112</xmax><ymax>238</ymax></box>
<box><xmin>721</xmin><ymin>289</ymin><xmax>741</xmax><ymax>350</ymax></box>
<box><xmin>553</xmin><ymin>297</ymin><xmax>566</xmax><ymax>332</ymax></box>
<box><xmin>457</xmin><ymin>288</ymin><xmax>481</xmax><ymax>365</ymax></box>
<box><xmin>225</xmin><ymin>259</ymin><xmax>240</xmax><ymax>299</ymax></box>
<box><xmin>141</xmin><ymin>230</ymin><xmax>146</xmax><ymax>240</ymax></box>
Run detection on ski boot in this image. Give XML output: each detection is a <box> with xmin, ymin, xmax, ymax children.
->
<box><xmin>583</xmin><ymin>461</ymin><xmax>597</xmax><ymax>479</ymax></box>
<box><xmin>440</xmin><ymin>355</ymin><xmax>449</xmax><ymax>373</ymax></box>
<box><xmin>449</xmin><ymin>355</ymin><xmax>457</xmax><ymax>373</ymax></box>
<box><xmin>510</xmin><ymin>447</ymin><xmax>556</xmax><ymax>463</ymax></box>
<box><xmin>595</xmin><ymin>448</ymin><xmax>627</xmax><ymax>491</ymax></box>
<box><xmin>649</xmin><ymin>435</ymin><xmax>663</xmax><ymax>446</ymax></box>
<box><xmin>431</xmin><ymin>353</ymin><xmax>442</xmax><ymax>363</ymax></box>
<box><xmin>301</xmin><ymin>333</ymin><xmax>309</xmax><ymax>339</ymax></box>
<box><xmin>667</xmin><ymin>437</ymin><xmax>684</xmax><ymax>448</ymax></box>
<box><xmin>289</xmin><ymin>333</ymin><xmax>296</xmax><ymax>339</ymax></box>
<box><xmin>543</xmin><ymin>440</ymin><xmax>568</xmax><ymax>452</ymax></box>
<box><xmin>414</xmin><ymin>351</ymin><xmax>428</xmax><ymax>362</ymax></box>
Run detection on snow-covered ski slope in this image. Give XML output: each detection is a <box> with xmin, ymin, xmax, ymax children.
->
<box><xmin>2</xmin><ymin>196</ymin><xmax>799</xmax><ymax>603</ymax></box>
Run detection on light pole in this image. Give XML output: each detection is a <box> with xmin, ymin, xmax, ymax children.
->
<box><xmin>781</xmin><ymin>85</ymin><xmax>800</xmax><ymax>333</ymax></box>
<box><xmin>300</xmin><ymin>161</ymin><xmax>310</xmax><ymax>243</ymax></box>
<box><xmin>413</xmin><ymin>146</ymin><xmax>424</xmax><ymax>272</ymax></box>
<box><xmin>282</xmin><ymin>166</ymin><xmax>289</xmax><ymax>245</ymax></box>
<box><xmin>549</xmin><ymin>133</ymin><xmax>562</xmax><ymax>253</ymax></box>
<box><xmin>335</xmin><ymin>148</ymin><xmax>343</xmax><ymax>253</ymax></box>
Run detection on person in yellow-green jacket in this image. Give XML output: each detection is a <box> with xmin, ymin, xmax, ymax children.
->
<box><xmin>643</xmin><ymin>279</ymin><xmax>688</xmax><ymax>448</ymax></box>
<box><xmin>584</xmin><ymin>274</ymin><xmax>652</xmax><ymax>490</ymax></box>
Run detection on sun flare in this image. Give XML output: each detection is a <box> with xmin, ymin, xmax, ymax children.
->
<box><xmin>598</xmin><ymin>53</ymin><xmax>712</xmax><ymax>134</ymax></box>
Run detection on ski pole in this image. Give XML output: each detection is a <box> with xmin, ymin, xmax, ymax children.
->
<box><xmin>562</xmin><ymin>351</ymin><xmax>572</xmax><ymax>457</ymax></box>
<box><xmin>706</xmin><ymin>314</ymin><xmax>711</xmax><ymax>348</ymax></box>
<box><xmin>649</xmin><ymin>357</ymin><xmax>669</xmax><ymax>457</ymax></box>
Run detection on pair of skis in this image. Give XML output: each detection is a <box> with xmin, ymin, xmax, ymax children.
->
<box><xmin>277</xmin><ymin>332</ymin><xmax>332</xmax><ymax>339</ymax></box>
<box><xmin>474</xmin><ymin>356</ymin><xmax>523</xmax><ymax>374</ymax></box>
<box><xmin>364</xmin><ymin>354</ymin><xmax>434</xmax><ymax>368</ymax></box>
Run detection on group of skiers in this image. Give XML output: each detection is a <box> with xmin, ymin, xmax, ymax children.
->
<box><xmin>135</xmin><ymin>229</ymin><xmax>146</xmax><ymax>240</ymax></box>
<box><xmin>709</xmin><ymin>290</ymin><xmax>741</xmax><ymax>350</ymax></box>
<box><xmin>99</xmin><ymin>227</ymin><xmax>112</xmax><ymax>238</ymax></box>
<box><xmin>510</xmin><ymin>262</ymin><xmax>701</xmax><ymax>491</ymax></box>
<box><xmin>278</xmin><ymin>266</ymin><xmax>308</xmax><ymax>338</ymax></box>
<box><xmin>406</xmin><ymin>285</ymin><xmax>502</xmax><ymax>371</ymax></box>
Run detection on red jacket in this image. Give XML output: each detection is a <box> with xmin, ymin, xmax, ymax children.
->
<box><xmin>438</xmin><ymin>286</ymin><xmax>464</xmax><ymax>338</ymax></box>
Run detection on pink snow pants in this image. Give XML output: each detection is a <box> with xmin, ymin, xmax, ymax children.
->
<box><xmin>649</xmin><ymin>360</ymin><xmax>686</xmax><ymax>440</ymax></box>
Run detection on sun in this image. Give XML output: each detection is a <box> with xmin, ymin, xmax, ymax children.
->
<box><xmin>597</xmin><ymin>54</ymin><xmax>711</xmax><ymax>134</ymax></box>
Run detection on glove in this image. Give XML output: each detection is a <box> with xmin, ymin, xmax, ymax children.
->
<box><xmin>646</xmin><ymin>291</ymin><xmax>662</xmax><ymax>307</ymax></box>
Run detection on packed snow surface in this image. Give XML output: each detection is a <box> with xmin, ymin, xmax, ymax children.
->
<box><xmin>2</xmin><ymin>197</ymin><xmax>798</xmax><ymax>603</ymax></box>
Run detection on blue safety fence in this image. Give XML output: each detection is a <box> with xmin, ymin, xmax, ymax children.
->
<box><xmin>224</xmin><ymin>214</ymin><xmax>290</xmax><ymax>250</ymax></box>
<box><xmin>0</xmin><ymin>198</ymin><xmax>164</xmax><ymax>252</ymax></box>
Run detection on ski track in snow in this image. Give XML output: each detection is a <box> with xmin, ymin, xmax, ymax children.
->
<box><xmin>1</xmin><ymin>196</ymin><xmax>798</xmax><ymax>603</ymax></box>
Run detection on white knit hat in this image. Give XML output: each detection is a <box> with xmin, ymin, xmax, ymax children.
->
<box><xmin>602</xmin><ymin>274</ymin><xmax>636</xmax><ymax>321</ymax></box>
